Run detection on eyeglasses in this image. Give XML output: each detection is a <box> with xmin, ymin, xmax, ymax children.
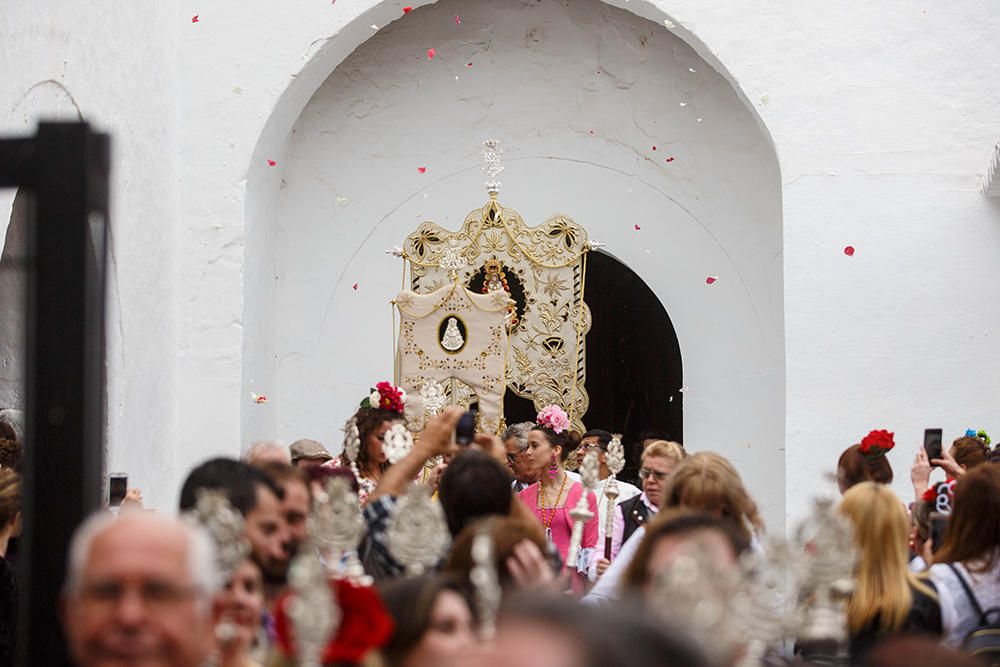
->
<box><xmin>505</xmin><ymin>445</ymin><xmax>529</xmax><ymax>465</ymax></box>
<box><xmin>639</xmin><ymin>468</ymin><xmax>669</xmax><ymax>482</ymax></box>
<box><xmin>580</xmin><ymin>444</ymin><xmax>607</xmax><ymax>455</ymax></box>
<box><xmin>80</xmin><ymin>580</ymin><xmax>199</xmax><ymax>611</ymax></box>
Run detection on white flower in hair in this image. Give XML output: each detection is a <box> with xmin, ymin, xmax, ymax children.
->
<box><xmin>370</xmin><ymin>390</ymin><xmax>381</xmax><ymax>408</ymax></box>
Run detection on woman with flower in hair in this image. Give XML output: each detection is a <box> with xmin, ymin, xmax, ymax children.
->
<box><xmin>329</xmin><ymin>381</ymin><xmax>407</xmax><ymax>506</ymax></box>
<box><xmin>837</xmin><ymin>429</ymin><xmax>895</xmax><ymax>495</ymax></box>
<box><xmin>517</xmin><ymin>405</ymin><xmax>599</xmax><ymax>589</ymax></box>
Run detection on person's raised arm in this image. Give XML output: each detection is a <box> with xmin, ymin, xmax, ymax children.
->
<box><xmin>369</xmin><ymin>407</ymin><xmax>463</xmax><ymax>503</ymax></box>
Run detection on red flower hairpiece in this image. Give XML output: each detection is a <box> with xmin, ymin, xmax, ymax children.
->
<box><xmin>859</xmin><ymin>429</ymin><xmax>895</xmax><ymax>458</ymax></box>
<box><xmin>360</xmin><ymin>381</ymin><xmax>406</xmax><ymax>414</ymax></box>
<box><xmin>274</xmin><ymin>578</ymin><xmax>394</xmax><ymax>664</ymax></box>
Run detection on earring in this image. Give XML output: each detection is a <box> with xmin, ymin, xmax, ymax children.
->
<box><xmin>548</xmin><ymin>454</ymin><xmax>559</xmax><ymax>478</ymax></box>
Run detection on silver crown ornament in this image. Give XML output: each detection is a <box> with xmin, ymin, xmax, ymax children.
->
<box><xmin>183</xmin><ymin>489</ymin><xmax>250</xmax><ymax>586</ymax></box>
<box><xmin>470</xmin><ymin>526</ymin><xmax>502</xmax><ymax>641</ymax></box>
<box><xmin>564</xmin><ymin>450</ymin><xmax>599</xmax><ymax>575</ymax></box>
<box><xmin>386</xmin><ymin>483</ymin><xmax>451</xmax><ymax>575</ymax></box>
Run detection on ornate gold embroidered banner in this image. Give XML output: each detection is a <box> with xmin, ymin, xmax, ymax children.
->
<box><xmin>400</xmin><ymin>195</ymin><xmax>592</xmax><ymax>432</ymax></box>
<box><xmin>395</xmin><ymin>282</ymin><xmax>510</xmax><ymax>435</ymax></box>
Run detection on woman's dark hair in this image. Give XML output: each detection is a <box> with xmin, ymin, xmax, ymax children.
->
<box><xmin>837</xmin><ymin>444</ymin><xmax>893</xmax><ymax>490</ymax></box>
<box><xmin>444</xmin><ymin>516</ymin><xmax>548</xmax><ymax>590</ymax></box>
<box><xmin>179</xmin><ymin>457</ymin><xmax>284</xmax><ymax>515</ymax></box>
<box><xmin>377</xmin><ymin>574</ymin><xmax>472</xmax><ymax>667</ymax></box>
<box><xmin>353</xmin><ymin>407</ymin><xmax>400</xmax><ymax>476</ymax></box>
<box><xmin>498</xmin><ymin>592</ymin><xmax>710</xmax><ymax>667</ymax></box>
<box><xmin>438</xmin><ymin>450</ymin><xmax>512</xmax><ymax>536</ymax></box>
<box><xmin>932</xmin><ymin>463</ymin><xmax>1000</xmax><ymax>572</ymax></box>
<box><xmin>0</xmin><ymin>437</ymin><xmax>21</xmax><ymax>470</ymax></box>
<box><xmin>620</xmin><ymin>509</ymin><xmax>750</xmax><ymax>592</ymax></box>
<box><xmin>531</xmin><ymin>426</ymin><xmax>582</xmax><ymax>463</ymax></box>
<box><xmin>951</xmin><ymin>436</ymin><xmax>989</xmax><ymax>471</ymax></box>
<box><xmin>581</xmin><ymin>429</ymin><xmax>613</xmax><ymax>449</ymax></box>
<box><xmin>0</xmin><ymin>469</ymin><xmax>21</xmax><ymax>528</ymax></box>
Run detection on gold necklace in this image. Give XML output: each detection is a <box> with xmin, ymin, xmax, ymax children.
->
<box><xmin>537</xmin><ymin>473</ymin><xmax>569</xmax><ymax>533</ymax></box>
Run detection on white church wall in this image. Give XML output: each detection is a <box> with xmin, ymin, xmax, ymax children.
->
<box><xmin>0</xmin><ymin>2</ymin><xmax>180</xmax><ymax>507</ymax></box>
<box><xmin>1</xmin><ymin>0</ymin><xmax>997</xmax><ymax>526</ymax></box>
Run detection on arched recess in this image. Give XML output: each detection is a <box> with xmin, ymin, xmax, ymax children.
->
<box><xmin>242</xmin><ymin>0</ymin><xmax>784</xmax><ymax>529</ymax></box>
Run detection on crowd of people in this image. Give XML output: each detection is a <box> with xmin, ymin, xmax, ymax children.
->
<box><xmin>0</xmin><ymin>388</ymin><xmax>999</xmax><ymax>667</ymax></box>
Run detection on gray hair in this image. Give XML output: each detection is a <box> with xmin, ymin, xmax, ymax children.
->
<box><xmin>242</xmin><ymin>440</ymin><xmax>290</xmax><ymax>465</ymax></box>
<box><xmin>502</xmin><ymin>421</ymin><xmax>535</xmax><ymax>451</ymax></box>
<box><xmin>65</xmin><ymin>512</ymin><xmax>219</xmax><ymax>615</ymax></box>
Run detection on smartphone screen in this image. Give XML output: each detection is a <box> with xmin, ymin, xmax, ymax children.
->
<box><xmin>930</xmin><ymin>512</ymin><xmax>949</xmax><ymax>553</ymax></box>
<box><xmin>108</xmin><ymin>473</ymin><xmax>128</xmax><ymax>507</ymax></box>
<box><xmin>924</xmin><ymin>428</ymin><xmax>943</xmax><ymax>464</ymax></box>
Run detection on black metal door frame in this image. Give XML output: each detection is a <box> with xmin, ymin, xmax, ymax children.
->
<box><xmin>0</xmin><ymin>122</ymin><xmax>109</xmax><ymax>667</ymax></box>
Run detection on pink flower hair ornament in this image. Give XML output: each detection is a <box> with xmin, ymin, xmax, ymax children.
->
<box><xmin>536</xmin><ymin>404</ymin><xmax>570</xmax><ymax>434</ymax></box>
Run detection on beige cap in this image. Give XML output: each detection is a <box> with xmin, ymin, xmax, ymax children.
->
<box><xmin>289</xmin><ymin>438</ymin><xmax>333</xmax><ymax>463</ymax></box>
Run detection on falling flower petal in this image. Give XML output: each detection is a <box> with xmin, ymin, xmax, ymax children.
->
<box><xmin>666</xmin><ymin>156</ymin><xmax>675</xmax><ymax>162</ymax></box>
<box><xmin>371</xmin><ymin>24</ymin><xmax>379</xmax><ymax>30</ymax></box>
<box><xmin>427</xmin><ymin>47</ymin><xmax>436</xmax><ymax>59</ymax></box>
<box><xmin>679</xmin><ymin>386</ymin><xmax>690</xmax><ymax>393</ymax></box>
<box><xmin>418</xmin><ymin>166</ymin><xmax>427</xmax><ymax>174</ymax></box>
<box><xmin>466</xmin><ymin>62</ymin><xmax>473</xmax><ymax>67</ymax></box>
<box><xmin>352</xmin><ymin>283</ymin><xmax>359</xmax><ymax>290</ymax></box>
<box><xmin>652</xmin><ymin>146</ymin><xmax>657</xmax><ymax>151</ymax></box>
<box><xmin>191</xmin><ymin>14</ymin><xmax>199</xmax><ymax>23</ymax></box>
<box><xmin>663</xmin><ymin>18</ymin><xmax>676</xmax><ymax>28</ymax></box>
<box><xmin>251</xmin><ymin>393</ymin><xmax>269</xmax><ymax>404</ymax></box>
<box><xmin>844</xmin><ymin>245</ymin><xmax>855</xmax><ymax>256</ymax></box>
<box><xmin>455</xmin><ymin>14</ymin><xmax>461</xmax><ymax>24</ymax></box>
<box><xmin>706</xmin><ymin>276</ymin><xmax>718</xmax><ymax>285</ymax></box>
<box><xmin>267</xmin><ymin>159</ymin><xmax>276</xmax><ymax>167</ymax></box>
<box><xmin>403</xmin><ymin>6</ymin><xmax>413</xmax><ymax>13</ymax></box>
<box><xmin>679</xmin><ymin>101</ymin><xmax>688</xmax><ymax>107</ymax></box>
<box><xmin>634</xmin><ymin>224</ymin><xmax>641</xmax><ymax>231</ymax></box>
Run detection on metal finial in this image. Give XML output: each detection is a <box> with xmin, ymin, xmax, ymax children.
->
<box><xmin>482</xmin><ymin>139</ymin><xmax>504</xmax><ymax>196</ymax></box>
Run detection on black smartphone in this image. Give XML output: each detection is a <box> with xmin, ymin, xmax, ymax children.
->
<box><xmin>108</xmin><ymin>473</ymin><xmax>128</xmax><ymax>507</ymax></box>
<box><xmin>924</xmin><ymin>428</ymin><xmax>943</xmax><ymax>464</ymax></box>
<box><xmin>930</xmin><ymin>512</ymin><xmax>949</xmax><ymax>553</ymax></box>
<box><xmin>456</xmin><ymin>410</ymin><xmax>476</xmax><ymax>446</ymax></box>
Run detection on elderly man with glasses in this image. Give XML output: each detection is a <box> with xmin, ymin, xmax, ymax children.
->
<box><xmin>61</xmin><ymin>512</ymin><xmax>219</xmax><ymax>667</ymax></box>
<box><xmin>502</xmin><ymin>422</ymin><xmax>541</xmax><ymax>492</ymax></box>
<box><xmin>589</xmin><ymin>438</ymin><xmax>686</xmax><ymax>580</ymax></box>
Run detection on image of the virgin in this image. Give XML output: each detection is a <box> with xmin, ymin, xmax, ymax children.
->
<box><xmin>439</xmin><ymin>316</ymin><xmax>466</xmax><ymax>353</ymax></box>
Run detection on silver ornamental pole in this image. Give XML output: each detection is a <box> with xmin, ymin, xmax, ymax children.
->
<box><xmin>603</xmin><ymin>434</ymin><xmax>626</xmax><ymax>561</ymax></box>
<box><xmin>565</xmin><ymin>451</ymin><xmax>600</xmax><ymax>576</ymax></box>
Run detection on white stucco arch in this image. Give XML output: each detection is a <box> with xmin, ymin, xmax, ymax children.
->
<box><xmin>236</xmin><ymin>0</ymin><xmax>785</xmax><ymax>528</ymax></box>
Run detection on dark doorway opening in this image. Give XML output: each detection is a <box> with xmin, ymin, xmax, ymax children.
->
<box><xmin>503</xmin><ymin>251</ymin><xmax>682</xmax><ymax>481</ymax></box>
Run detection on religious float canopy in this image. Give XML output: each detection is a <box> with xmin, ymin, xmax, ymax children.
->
<box><xmin>392</xmin><ymin>141</ymin><xmax>594</xmax><ymax>433</ymax></box>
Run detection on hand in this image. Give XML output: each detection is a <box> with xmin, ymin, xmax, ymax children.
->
<box><xmin>121</xmin><ymin>487</ymin><xmax>144</xmax><ymax>511</ymax></box>
<box><xmin>425</xmin><ymin>462</ymin><xmax>448</xmax><ymax>492</ymax></box>
<box><xmin>473</xmin><ymin>433</ymin><xmax>507</xmax><ymax>466</ymax></box>
<box><xmin>911</xmin><ymin>449</ymin><xmax>931</xmax><ymax>498</ymax></box>
<box><xmin>932</xmin><ymin>447</ymin><xmax>964</xmax><ymax>478</ymax></box>
<box><xmin>595</xmin><ymin>557</ymin><xmax>610</xmax><ymax>578</ymax></box>
<box><xmin>506</xmin><ymin>539</ymin><xmax>561</xmax><ymax>591</ymax></box>
<box><xmin>416</xmin><ymin>407</ymin><xmax>464</xmax><ymax>459</ymax></box>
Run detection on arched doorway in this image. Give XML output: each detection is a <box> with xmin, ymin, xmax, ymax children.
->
<box><xmin>503</xmin><ymin>250</ymin><xmax>682</xmax><ymax>477</ymax></box>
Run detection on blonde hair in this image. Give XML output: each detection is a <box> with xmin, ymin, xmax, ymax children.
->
<box><xmin>662</xmin><ymin>452</ymin><xmax>763</xmax><ymax>542</ymax></box>
<box><xmin>840</xmin><ymin>482</ymin><xmax>936</xmax><ymax>634</ymax></box>
<box><xmin>642</xmin><ymin>440</ymin><xmax>685</xmax><ymax>465</ymax></box>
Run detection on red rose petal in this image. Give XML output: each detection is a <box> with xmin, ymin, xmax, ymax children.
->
<box><xmin>427</xmin><ymin>48</ymin><xmax>436</xmax><ymax>60</ymax></box>
<box><xmin>652</xmin><ymin>146</ymin><xmax>657</xmax><ymax>151</ymax></box>
<box><xmin>267</xmin><ymin>159</ymin><xmax>276</xmax><ymax>167</ymax></box>
<box><xmin>844</xmin><ymin>245</ymin><xmax>855</xmax><ymax>256</ymax></box>
<box><xmin>418</xmin><ymin>166</ymin><xmax>427</xmax><ymax>174</ymax></box>
<box><xmin>352</xmin><ymin>283</ymin><xmax>359</xmax><ymax>290</ymax></box>
<box><xmin>634</xmin><ymin>224</ymin><xmax>641</xmax><ymax>231</ymax></box>
<box><xmin>466</xmin><ymin>62</ymin><xmax>473</xmax><ymax>67</ymax></box>
<box><xmin>666</xmin><ymin>156</ymin><xmax>675</xmax><ymax>162</ymax></box>
<box><xmin>706</xmin><ymin>276</ymin><xmax>718</xmax><ymax>285</ymax></box>
<box><xmin>403</xmin><ymin>6</ymin><xmax>413</xmax><ymax>13</ymax></box>
<box><xmin>455</xmin><ymin>14</ymin><xmax>461</xmax><ymax>24</ymax></box>
<box><xmin>191</xmin><ymin>14</ymin><xmax>199</xmax><ymax>22</ymax></box>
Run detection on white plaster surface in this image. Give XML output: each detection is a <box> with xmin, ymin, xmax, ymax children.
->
<box><xmin>0</xmin><ymin>0</ymin><xmax>997</xmax><ymax>528</ymax></box>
